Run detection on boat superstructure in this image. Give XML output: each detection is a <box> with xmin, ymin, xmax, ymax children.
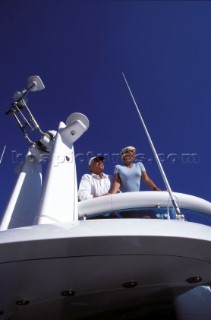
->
<box><xmin>0</xmin><ymin>76</ymin><xmax>211</xmax><ymax>320</ymax></box>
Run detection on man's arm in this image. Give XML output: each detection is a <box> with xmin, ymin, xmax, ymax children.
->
<box><xmin>78</xmin><ymin>175</ymin><xmax>94</xmax><ymax>201</ymax></box>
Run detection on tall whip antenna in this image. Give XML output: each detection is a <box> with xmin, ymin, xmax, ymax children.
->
<box><xmin>122</xmin><ymin>72</ymin><xmax>183</xmax><ymax>220</ymax></box>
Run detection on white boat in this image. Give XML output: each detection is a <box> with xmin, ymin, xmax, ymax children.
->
<box><xmin>0</xmin><ymin>76</ymin><xmax>211</xmax><ymax>320</ymax></box>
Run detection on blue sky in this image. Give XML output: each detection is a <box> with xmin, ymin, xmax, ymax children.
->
<box><xmin>0</xmin><ymin>0</ymin><xmax>211</xmax><ymax>216</ymax></box>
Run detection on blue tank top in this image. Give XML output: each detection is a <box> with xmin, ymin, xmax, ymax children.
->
<box><xmin>114</xmin><ymin>162</ymin><xmax>146</xmax><ymax>192</ymax></box>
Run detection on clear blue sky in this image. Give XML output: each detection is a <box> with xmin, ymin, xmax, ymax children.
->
<box><xmin>0</xmin><ymin>0</ymin><xmax>211</xmax><ymax>216</ymax></box>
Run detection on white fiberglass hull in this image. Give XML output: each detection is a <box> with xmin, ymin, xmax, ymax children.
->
<box><xmin>0</xmin><ymin>219</ymin><xmax>211</xmax><ymax>319</ymax></box>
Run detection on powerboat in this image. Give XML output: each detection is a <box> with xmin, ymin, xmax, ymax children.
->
<box><xmin>0</xmin><ymin>76</ymin><xmax>211</xmax><ymax>320</ymax></box>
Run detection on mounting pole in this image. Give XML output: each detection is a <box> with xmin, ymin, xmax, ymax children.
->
<box><xmin>122</xmin><ymin>72</ymin><xmax>183</xmax><ymax>220</ymax></box>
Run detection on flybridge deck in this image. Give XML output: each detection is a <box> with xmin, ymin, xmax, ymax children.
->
<box><xmin>0</xmin><ymin>200</ymin><xmax>211</xmax><ymax>320</ymax></box>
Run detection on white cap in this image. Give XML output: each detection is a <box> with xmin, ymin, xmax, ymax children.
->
<box><xmin>88</xmin><ymin>155</ymin><xmax>105</xmax><ymax>166</ymax></box>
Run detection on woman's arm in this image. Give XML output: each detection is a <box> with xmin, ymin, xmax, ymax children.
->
<box><xmin>110</xmin><ymin>173</ymin><xmax>121</xmax><ymax>194</ymax></box>
<box><xmin>141</xmin><ymin>171</ymin><xmax>160</xmax><ymax>191</ymax></box>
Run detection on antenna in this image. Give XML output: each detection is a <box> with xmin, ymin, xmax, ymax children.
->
<box><xmin>122</xmin><ymin>72</ymin><xmax>183</xmax><ymax>220</ymax></box>
<box><xmin>5</xmin><ymin>75</ymin><xmax>45</xmax><ymax>144</ymax></box>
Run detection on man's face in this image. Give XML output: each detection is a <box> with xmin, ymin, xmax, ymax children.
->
<box><xmin>89</xmin><ymin>158</ymin><xmax>104</xmax><ymax>174</ymax></box>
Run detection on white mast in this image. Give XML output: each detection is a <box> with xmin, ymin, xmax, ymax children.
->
<box><xmin>1</xmin><ymin>76</ymin><xmax>89</xmax><ymax>229</ymax></box>
<box><xmin>37</xmin><ymin>113</ymin><xmax>89</xmax><ymax>224</ymax></box>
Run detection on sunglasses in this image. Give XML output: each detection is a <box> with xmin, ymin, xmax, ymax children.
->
<box><xmin>93</xmin><ymin>158</ymin><xmax>104</xmax><ymax>163</ymax></box>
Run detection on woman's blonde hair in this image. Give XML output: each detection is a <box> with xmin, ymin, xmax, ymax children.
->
<box><xmin>121</xmin><ymin>146</ymin><xmax>136</xmax><ymax>155</ymax></box>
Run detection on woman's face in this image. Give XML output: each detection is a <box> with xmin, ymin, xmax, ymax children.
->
<box><xmin>122</xmin><ymin>149</ymin><xmax>136</xmax><ymax>165</ymax></box>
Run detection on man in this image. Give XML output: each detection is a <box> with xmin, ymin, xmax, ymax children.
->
<box><xmin>78</xmin><ymin>156</ymin><xmax>112</xmax><ymax>201</ymax></box>
<box><xmin>111</xmin><ymin>146</ymin><xmax>160</xmax><ymax>193</ymax></box>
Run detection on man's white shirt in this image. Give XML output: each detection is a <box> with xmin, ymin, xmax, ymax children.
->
<box><xmin>78</xmin><ymin>173</ymin><xmax>112</xmax><ymax>201</ymax></box>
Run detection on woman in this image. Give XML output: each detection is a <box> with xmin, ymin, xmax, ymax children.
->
<box><xmin>111</xmin><ymin>146</ymin><xmax>160</xmax><ymax>193</ymax></box>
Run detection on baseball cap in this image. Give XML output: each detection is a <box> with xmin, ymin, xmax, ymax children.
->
<box><xmin>88</xmin><ymin>155</ymin><xmax>105</xmax><ymax>166</ymax></box>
